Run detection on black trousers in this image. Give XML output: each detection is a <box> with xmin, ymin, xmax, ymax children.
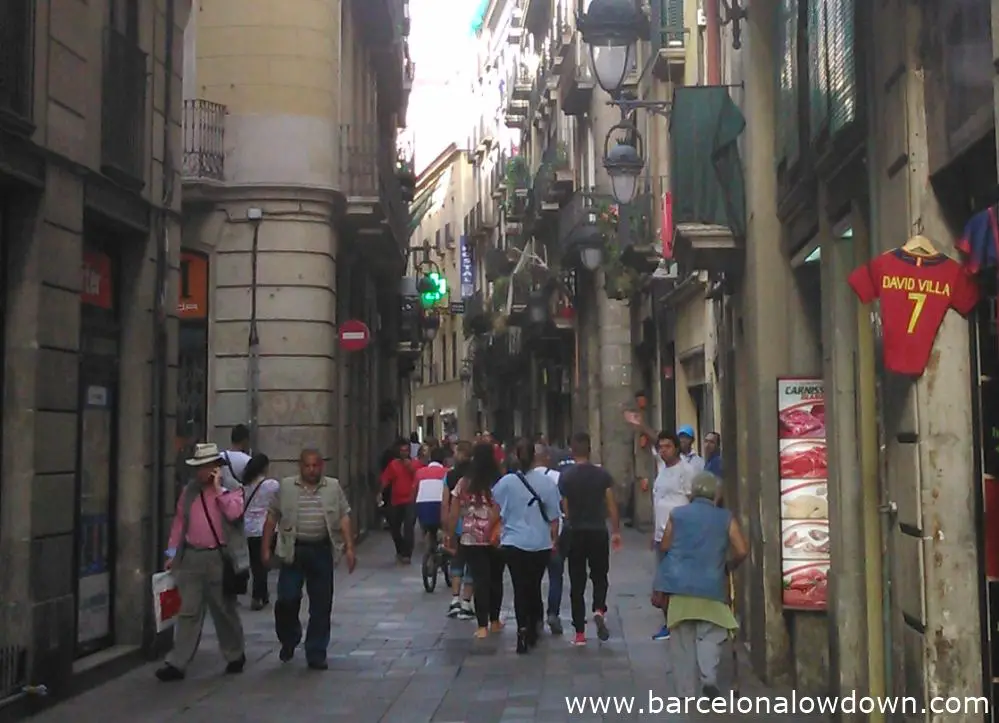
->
<box><xmin>387</xmin><ymin>502</ymin><xmax>416</xmax><ymax>558</ymax></box>
<box><xmin>463</xmin><ymin>545</ymin><xmax>505</xmax><ymax>627</ymax></box>
<box><xmin>247</xmin><ymin>535</ymin><xmax>270</xmax><ymax>603</ymax></box>
<box><xmin>566</xmin><ymin>529</ymin><xmax>610</xmax><ymax>633</ymax></box>
<box><xmin>503</xmin><ymin>547</ymin><xmax>549</xmax><ymax>632</ymax></box>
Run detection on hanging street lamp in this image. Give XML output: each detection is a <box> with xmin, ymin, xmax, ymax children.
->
<box><xmin>603</xmin><ymin>120</ymin><xmax>645</xmax><ymax>205</ymax></box>
<box><xmin>576</xmin><ymin>0</ymin><xmax>645</xmax><ymax>96</ymax></box>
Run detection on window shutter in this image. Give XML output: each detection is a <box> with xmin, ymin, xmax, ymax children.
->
<box><xmin>775</xmin><ymin>0</ymin><xmax>800</xmax><ymax>167</ymax></box>
<box><xmin>807</xmin><ymin>0</ymin><xmax>829</xmax><ymax>140</ymax></box>
<box><xmin>826</xmin><ymin>0</ymin><xmax>856</xmax><ymax>133</ymax></box>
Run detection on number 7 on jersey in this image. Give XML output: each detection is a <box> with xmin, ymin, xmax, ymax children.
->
<box><xmin>906</xmin><ymin>292</ymin><xmax>926</xmax><ymax>334</ymax></box>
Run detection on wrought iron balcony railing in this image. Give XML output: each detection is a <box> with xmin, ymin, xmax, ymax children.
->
<box><xmin>101</xmin><ymin>27</ymin><xmax>148</xmax><ymax>186</ymax></box>
<box><xmin>182</xmin><ymin>100</ymin><xmax>226</xmax><ymax>182</ymax></box>
<box><xmin>0</xmin><ymin>0</ymin><xmax>35</xmax><ymax>129</ymax></box>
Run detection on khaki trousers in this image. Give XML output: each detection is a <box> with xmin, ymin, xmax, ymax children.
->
<box><xmin>166</xmin><ymin>548</ymin><xmax>245</xmax><ymax>670</ymax></box>
<box><xmin>670</xmin><ymin>619</ymin><xmax>728</xmax><ymax>697</ymax></box>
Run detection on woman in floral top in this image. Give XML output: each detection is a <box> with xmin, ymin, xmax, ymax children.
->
<box><xmin>446</xmin><ymin>442</ymin><xmax>505</xmax><ymax>639</ymax></box>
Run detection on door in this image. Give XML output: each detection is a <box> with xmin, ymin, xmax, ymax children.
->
<box><xmin>76</xmin><ymin>245</ymin><xmax>119</xmax><ymax>658</ymax></box>
<box><xmin>75</xmin><ymin>347</ymin><xmax>118</xmax><ymax>657</ymax></box>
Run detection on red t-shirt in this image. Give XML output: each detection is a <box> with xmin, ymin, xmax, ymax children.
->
<box><xmin>380</xmin><ymin>458</ymin><xmax>418</xmax><ymax>505</ymax></box>
<box><xmin>493</xmin><ymin>444</ymin><xmax>504</xmax><ymax>466</ymax></box>
<box><xmin>848</xmin><ymin>249</ymin><xmax>978</xmax><ymax>375</ymax></box>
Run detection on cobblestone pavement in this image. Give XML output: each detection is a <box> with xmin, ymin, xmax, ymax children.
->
<box><xmin>30</xmin><ymin>529</ymin><xmax>826</xmax><ymax>722</ymax></box>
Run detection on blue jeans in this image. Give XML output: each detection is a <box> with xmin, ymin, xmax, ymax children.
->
<box><xmin>274</xmin><ymin>541</ymin><xmax>334</xmax><ymax>664</ymax></box>
<box><xmin>547</xmin><ymin>549</ymin><xmax>565</xmax><ymax>617</ymax></box>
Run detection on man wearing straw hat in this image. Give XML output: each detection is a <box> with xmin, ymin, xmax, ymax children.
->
<box><xmin>157</xmin><ymin>443</ymin><xmax>247</xmax><ymax>682</ymax></box>
<box><xmin>654</xmin><ymin>472</ymin><xmax>748</xmax><ymax>699</ymax></box>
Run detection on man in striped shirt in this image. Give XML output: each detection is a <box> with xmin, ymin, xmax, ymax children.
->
<box><xmin>262</xmin><ymin>449</ymin><xmax>355</xmax><ymax>670</ymax></box>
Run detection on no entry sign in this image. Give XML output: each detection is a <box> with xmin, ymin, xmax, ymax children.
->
<box><xmin>338</xmin><ymin>319</ymin><xmax>371</xmax><ymax>352</ymax></box>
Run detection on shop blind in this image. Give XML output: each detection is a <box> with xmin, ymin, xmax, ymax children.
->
<box><xmin>826</xmin><ymin>0</ymin><xmax>856</xmax><ymax>133</ymax></box>
<box><xmin>775</xmin><ymin>0</ymin><xmax>800</xmax><ymax>167</ymax></box>
<box><xmin>807</xmin><ymin>0</ymin><xmax>829</xmax><ymax>140</ymax></box>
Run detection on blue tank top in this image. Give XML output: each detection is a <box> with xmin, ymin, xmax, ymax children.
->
<box><xmin>658</xmin><ymin>498</ymin><xmax>732</xmax><ymax>602</ymax></box>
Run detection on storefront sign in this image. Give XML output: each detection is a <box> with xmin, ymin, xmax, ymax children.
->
<box><xmin>81</xmin><ymin>250</ymin><xmax>113</xmax><ymax>309</ymax></box>
<box><xmin>178</xmin><ymin>251</ymin><xmax>209</xmax><ymax>319</ymax></box>
<box><xmin>777</xmin><ymin>377</ymin><xmax>829</xmax><ymax>611</ymax></box>
<box><xmin>459</xmin><ymin>234</ymin><xmax>475</xmax><ymax>299</ymax></box>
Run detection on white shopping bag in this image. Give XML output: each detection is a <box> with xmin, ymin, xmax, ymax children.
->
<box><xmin>152</xmin><ymin>571</ymin><xmax>181</xmax><ymax>632</ymax></box>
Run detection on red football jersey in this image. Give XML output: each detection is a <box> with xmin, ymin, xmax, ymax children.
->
<box><xmin>848</xmin><ymin>249</ymin><xmax>978</xmax><ymax>375</ymax></box>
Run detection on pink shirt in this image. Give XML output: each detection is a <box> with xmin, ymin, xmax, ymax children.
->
<box><xmin>168</xmin><ymin>486</ymin><xmax>244</xmax><ymax>551</ymax></box>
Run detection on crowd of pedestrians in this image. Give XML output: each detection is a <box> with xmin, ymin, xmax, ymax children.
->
<box><xmin>157</xmin><ymin>415</ymin><xmax>743</xmax><ymax>698</ymax></box>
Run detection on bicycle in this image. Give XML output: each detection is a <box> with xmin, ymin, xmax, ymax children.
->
<box><xmin>421</xmin><ymin>530</ymin><xmax>453</xmax><ymax>593</ymax></box>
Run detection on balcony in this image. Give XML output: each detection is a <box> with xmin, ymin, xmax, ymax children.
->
<box><xmin>669</xmin><ymin>86</ymin><xmax>747</xmax><ymax>275</ymax></box>
<box><xmin>549</xmin><ymin>0</ymin><xmax>574</xmax><ymax>72</ymax></box>
<box><xmin>182</xmin><ymin>100</ymin><xmax>226</xmax><ymax>184</ymax></box>
<box><xmin>356</xmin><ymin>0</ymin><xmax>407</xmax><ymax>119</ymax></box>
<box><xmin>0</xmin><ymin>0</ymin><xmax>35</xmax><ymax>135</ymax></box>
<box><xmin>652</xmin><ymin>0</ymin><xmax>686</xmax><ymax>81</ymax></box>
<box><xmin>559</xmin><ymin>31</ymin><xmax>594</xmax><ymax>117</ymax></box>
<box><xmin>508</xmin><ymin>6</ymin><xmax>524</xmax><ymax>43</ymax></box>
<box><xmin>101</xmin><ymin>27</ymin><xmax>148</xmax><ymax>188</ymax></box>
<box><xmin>485</xmin><ymin>247</ymin><xmax>516</xmax><ymax>282</ymax></box>
<box><xmin>400</xmin><ymin>54</ymin><xmax>415</xmax><ymax>125</ymax></box>
<box><xmin>491</xmin><ymin>152</ymin><xmax>508</xmax><ymax>199</ymax></box>
<box><xmin>338</xmin><ymin>124</ymin><xmax>410</xmax><ymax>276</ymax></box>
<box><xmin>462</xmin><ymin>291</ymin><xmax>492</xmax><ymax>337</ymax></box>
<box><xmin>556</xmin><ymin>187</ymin><xmax>601</xmax><ymax>267</ymax></box>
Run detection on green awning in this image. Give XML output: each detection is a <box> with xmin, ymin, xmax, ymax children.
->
<box><xmin>669</xmin><ymin>86</ymin><xmax>747</xmax><ymax>238</ymax></box>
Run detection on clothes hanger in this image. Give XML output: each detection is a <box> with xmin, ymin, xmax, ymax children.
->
<box><xmin>901</xmin><ymin>234</ymin><xmax>938</xmax><ymax>257</ymax></box>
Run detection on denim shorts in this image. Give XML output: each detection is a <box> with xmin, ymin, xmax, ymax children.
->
<box><xmin>449</xmin><ymin>544</ymin><xmax>473</xmax><ymax>582</ymax></box>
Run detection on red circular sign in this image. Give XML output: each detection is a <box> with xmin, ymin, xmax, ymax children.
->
<box><xmin>338</xmin><ymin>320</ymin><xmax>371</xmax><ymax>352</ymax></box>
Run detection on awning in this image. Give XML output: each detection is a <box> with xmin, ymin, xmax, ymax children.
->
<box><xmin>668</xmin><ymin>86</ymin><xmax>747</xmax><ymax>274</ymax></box>
<box><xmin>669</xmin><ymin>85</ymin><xmax>747</xmax><ymax>238</ymax></box>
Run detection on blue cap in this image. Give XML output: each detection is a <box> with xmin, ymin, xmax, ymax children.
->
<box><xmin>677</xmin><ymin>425</ymin><xmax>695</xmax><ymax>439</ymax></box>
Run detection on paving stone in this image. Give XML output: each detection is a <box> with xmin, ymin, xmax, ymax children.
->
<box><xmin>28</xmin><ymin>529</ymin><xmax>828</xmax><ymax>722</ymax></box>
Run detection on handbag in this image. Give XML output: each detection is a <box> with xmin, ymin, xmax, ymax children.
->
<box><xmin>200</xmin><ymin>492</ymin><xmax>250</xmax><ymax>596</ymax></box>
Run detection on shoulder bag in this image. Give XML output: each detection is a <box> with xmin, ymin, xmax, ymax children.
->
<box><xmin>514</xmin><ymin>471</ymin><xmax>551</xmax><ymax>524</ymax></box>
<box><xmin>200</xmin><ymin>492</ymin><xmax>250</xmax><ymax>596</ymax></box>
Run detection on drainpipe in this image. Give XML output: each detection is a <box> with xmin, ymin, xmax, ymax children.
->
<box><xmin>705</xmin><ymin>0</ymin><xmax>721</xmax><ymax>85</ymax></box>
<box><xmin>247</xmin><ymin>217</ymin><xmax>262</xmax><ymax>453</ymax></box>
<box><xmin>148</xmin><ymin>0</ymin><xmax>175</xmax><ymax>649</ymax></box>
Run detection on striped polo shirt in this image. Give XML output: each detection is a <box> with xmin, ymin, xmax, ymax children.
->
<box><xmin>296</xmin><ymin>479</ymin><xmax>330</xmax><ymax>542</ymax></box>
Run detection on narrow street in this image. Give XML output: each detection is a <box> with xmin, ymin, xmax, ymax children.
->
<box><xmin>28</xmin><ymin>530</ymin><xmax>822</xmax><ymax>723</ymax></box>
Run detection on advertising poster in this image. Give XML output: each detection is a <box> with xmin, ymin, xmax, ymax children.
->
<box><xmin>777</xmin><ymin>377</ymin><xmax>829</xmax><ymax>611</ymax></box>
<box><xmin>459</xmin><ymin>234</ymin><xmax>475</xmax><ymax>299</ymax></box>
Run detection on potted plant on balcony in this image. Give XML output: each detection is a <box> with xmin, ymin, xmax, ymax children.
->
<box><xmin>505</xmin><ymin>156</ymin><xmax>530</xmax><ymax>191</ymax></box>
<box><xmin>595</xmin><ymin>201</ymin><xmax>644</xmax><ymax>301</ymax></box>
<box><xmin>490</xmin><ymin>272</ymin><xmax>531</xmax><ymax>331</ymax></box>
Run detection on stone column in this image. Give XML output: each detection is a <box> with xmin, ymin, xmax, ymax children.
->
<box><xmin>738</xmin><ymin>0</ymin><xmax>794</xmax><ymax>685</ymax></box>
<box><xmin>596</xmin><ymin>278</ymin><xmax>634</xmax><ymax>504</ymax></box>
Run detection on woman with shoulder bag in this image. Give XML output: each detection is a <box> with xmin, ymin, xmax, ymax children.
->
<box><xmin>446</xmin><ymin>442</ymin><xmax>504</xmax><ymax>639</ymax></box>
<box><xmin>241</xmin><ymin>453</ymin><xmax>280</xmax><ymax>610</ymax></box>
<box><xmin>491</xmin><ymin>438</ymin><xmax>561</xmax><ymax>653</ymax></box>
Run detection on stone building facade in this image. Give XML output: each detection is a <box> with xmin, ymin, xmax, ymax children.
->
<box><xmin>0</xmin><ymin>0</ymin><xmax>189</xmax><ymax>709</ymax></box>
<box><xmin>179</xmin><ymin>0</ymin><xmax>415</xmax><ymax>535</ymax></box>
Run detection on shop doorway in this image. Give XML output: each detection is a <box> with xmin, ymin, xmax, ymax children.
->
<box><xmin>0</xmin><ymin>200</ymin><xmax>7</xmax><ymax>530</ymax></box>
<box><xmin>76</xmin><ymin>244</ymin><xmax>120</xmax><ymax>657</ymax></box>
<box><xmin>177</xmin><ymin>251</ymin><xmax>209</xmax><ymax>498</ymax></box>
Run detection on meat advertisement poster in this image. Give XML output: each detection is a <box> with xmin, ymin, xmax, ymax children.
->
<box><xmin>778</xmin><ymin>377</ymin><xmax>829</xmax><ymax>611</ymax></box>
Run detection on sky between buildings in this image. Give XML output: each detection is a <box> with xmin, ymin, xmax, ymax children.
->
<box><xmin>406</xmin><ymin>0</ymin><xmax>485</xmax><ymax>172</ymax></box>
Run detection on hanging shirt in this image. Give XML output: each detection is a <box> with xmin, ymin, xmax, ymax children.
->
<box><xmin>847</xmin><ymin>248</ymin><xmax>979</xmax><ymax>376</ymax></box>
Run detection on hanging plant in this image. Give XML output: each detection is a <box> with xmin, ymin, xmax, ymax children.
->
<box><xmin>595</xmin><ymin>200</ymin><xmax>644</xmax><ymax>301</ymax></box>
<box><xmin>505</xmin><ymin>156</ymin><xmax>530</xmax><ymax>189</ymax></box>
<box><xmin>553</xmin><ymin>142</ymin><xmax>570</xmax><ymax>170</ymax></box>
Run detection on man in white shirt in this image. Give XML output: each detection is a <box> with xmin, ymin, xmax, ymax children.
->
<box><xmin>677</xmin><ymin>425</ymin><xmax>705</xmax><ymax>472</ymax></box>
<box><xmin>220</xmin><ymin>424</ymin><xmax>252</xmax><ymax>490</ymax></box>
<box><xmin>624</xmin><ymin>415</ymin><xmax>694</xmax><ymax>641</ymax></box>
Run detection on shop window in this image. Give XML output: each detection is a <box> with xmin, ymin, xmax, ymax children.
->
<box><xmin>177</xmin><ymin>251</ymin><xmax>209</xmax><ymax>449</ymax></box>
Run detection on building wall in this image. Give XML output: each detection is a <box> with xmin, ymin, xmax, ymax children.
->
<box><xmin>410</xmin><ymin>153</ymin><xmax>475</xmax><ymax>438</ymax></box>
<box><xmin>0</xmin><ymin>0</ymin><xmax>188</xmax><ymax>699</ymax></box>
<box><xmin>181</xmin><ymin>1</ymin><xmax>394</xmax><ymax>480</ymax></box>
